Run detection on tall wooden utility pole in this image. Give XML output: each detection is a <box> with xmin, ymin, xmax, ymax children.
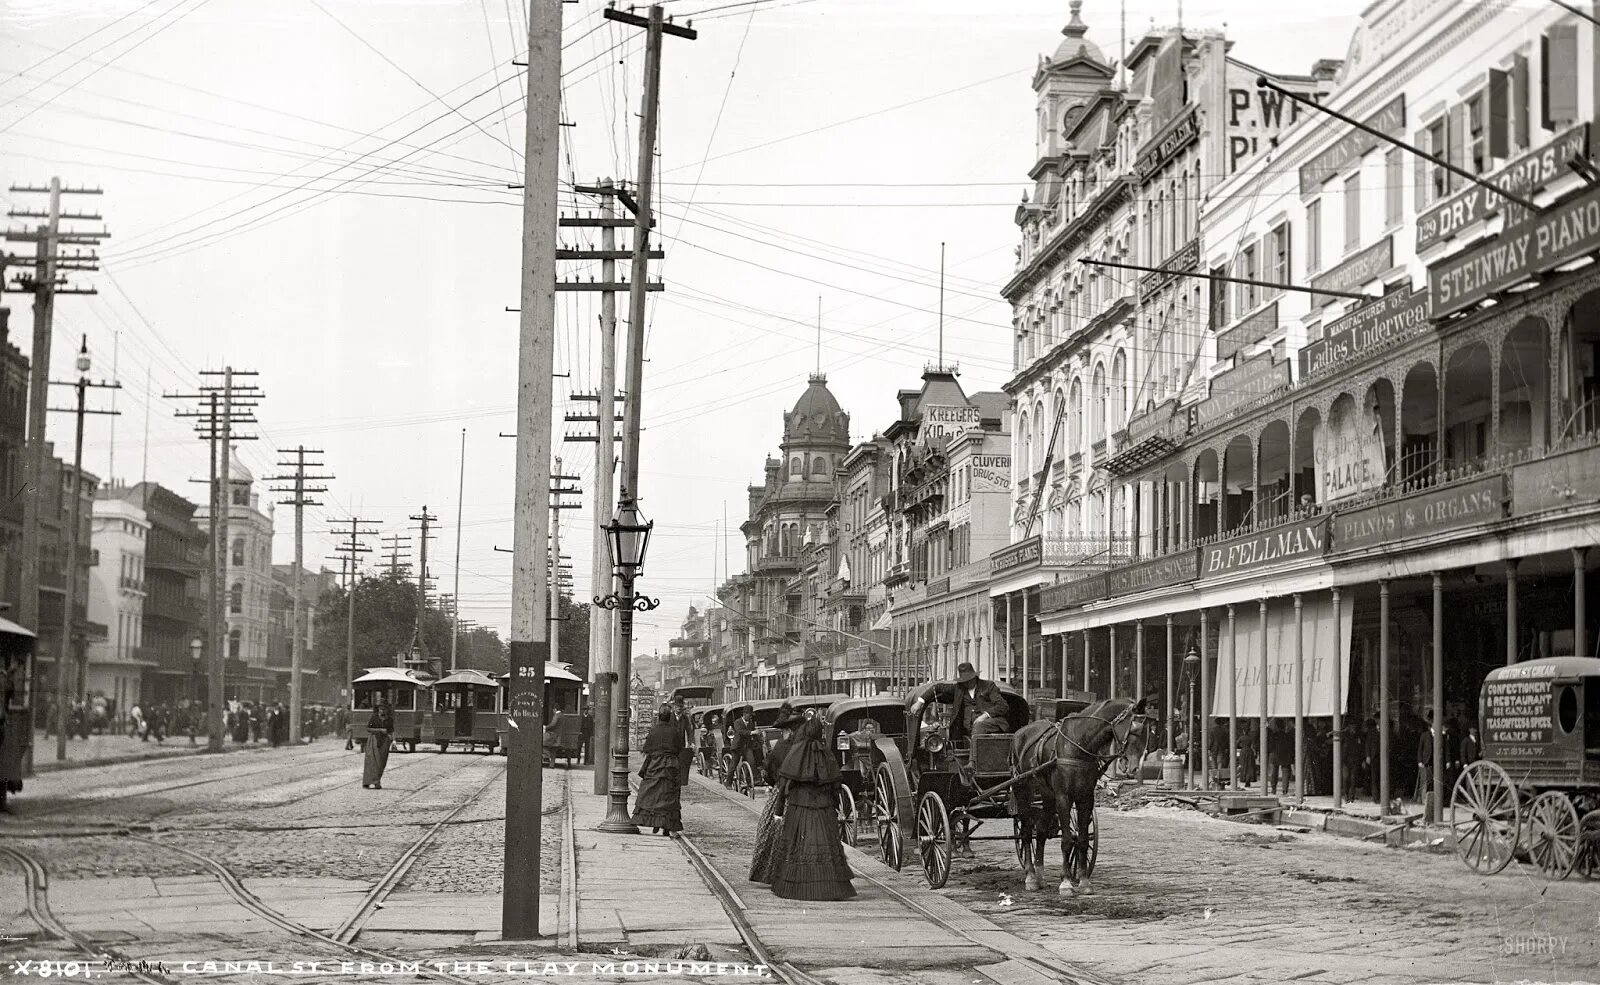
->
<box><xmin>4</xmin><ymin>179</ymin><xmax>106</xmax><ymax>768</ymax></box>
<box><xmin>451</xmin><ymin>429</ymin><xmax>466</xmax><ymax>673</ymax></box>
<box><xmin>503</xmin><ymin>0</ymin><xmax>562</xmax><ymax>942</ymax></box>
<box><xmin>597</xmin><ymin>3</ymin><xmax>696</xmax><ymax>833</ymax></box>
<box><xmin>551</xmin><ymin>459</ymin><xmax>581</xmax><ymax>671</ymax></box>
<box><xmin>46</xmin><ymin>336</ymin><xmax>118</xmax><ymax>760</ymax></box>
<box><xmin>409</xmin><ymin>507</ymin><xmax>438</xmax><ymax>673</ymax></box>
<box><xmin>268</xmin><ymin>447</ymin><xmax>332</xmax><ymax>743</ymax></box>
<box><xmin>329</xmin><ymin>518</ymin><xmax>376</xmax><ymax>745</ymax></box>
<box><xmin>171</xmin><ymin>369</ymin><xmax>262</xmax><ymax>752</ymax></box>
<box><xmin>381</xmin><ymin>533</ymin><xmax>412</xmax><ymax>580</ymax></box>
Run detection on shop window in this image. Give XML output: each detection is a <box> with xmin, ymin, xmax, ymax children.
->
<box><xmin>229</xmin><ymin>583</ymin><xmax>243</xmax><ymax>614</ymax></box>
<box><xmin>228</xmin><ymin>629</ymin><xmax>241</xmax><ymax>659</ymax></box>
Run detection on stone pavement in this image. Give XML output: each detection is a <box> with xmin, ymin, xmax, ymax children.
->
<box><xmin>26</xmin><ymin>729</ymin><xmax>276</xmax><ymax>773</ymax></box>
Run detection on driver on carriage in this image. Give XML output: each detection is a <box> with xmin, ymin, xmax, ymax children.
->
<box><xmin>947</xmin><ymin>661</ymin><xmax>1011</xmax><ymax>742</ymax></box>
<box><xmin>731</xmin><ymin>706</ymin><xmax>759</xmax><ymax>777</ymax></box>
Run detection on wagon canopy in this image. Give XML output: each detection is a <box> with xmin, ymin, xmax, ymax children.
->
<box><xmin>1483</xmin><ymin>656</ymin><xmax>1600</xmax><ymax>682</ymax></box>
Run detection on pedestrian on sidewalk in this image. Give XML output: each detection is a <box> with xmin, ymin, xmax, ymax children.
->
<box><xmin>768</xmin><ymin>717</ymin><xmax>855</xmax><ymax>901</ymax></box>
<box><xmin>749</xmin><ymin>703</ymin><xmax>804</xmax><ymax>884</ymax></box>
<box><xmin>630</xmin><ymin>706</ymin><xmax>684</xmax><ymax>835</ymax></box>
<box><xmin>363</xmin><ymin>696</ymin><xmax>393</xmax><ymax>789</ymax></box>
<box><xmin>672</xmin><ymin>698</ymin><xmax>694</xmax><ymax>788</ymax></box>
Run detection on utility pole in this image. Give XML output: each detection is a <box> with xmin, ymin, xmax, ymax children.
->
<box><xmin>44</xmin><ymin>336</ymin><xmax>118</xmax><ymax>760</ymax></box>
<box><xmin>329</xmin><ymin>518</ymin><xmax>377</xmax><ymax>745</ymax></box>
<box><xmin>267</xmin><ymin>447</ymin><xmax>332</xmax><ymax>743</ymax></box>
<box><xmin>170</xmin><ymin>368</ymin><xmax>262</xmax><ymax>752</ymax></box>
<box><xmin>451</xmin><ymin>429</ymin><xmax>466</xmax><ymax>673</ymax></box>
<box><xmin>598</xmin><ymin>3</ymin><xmax>696</xmax><ymax>834</ymax></box>
<box><xmin>381</xmin><ymin>533</ymin><xmax>413</xmax><ymax>580</ymax></box>
<box><xmin>409</xmin><ymin>507</ymin><xmax>438</xmax><ymax>674</ymax></box>
<box><xmin>4</xmin><ymin>179</ymin><xmax>106</xmax><ymax>768</ymax></box>
<box><xmin>551</xmin><ymin>460</ymin><xmax>581</xmax><ymax>672</ymax></box>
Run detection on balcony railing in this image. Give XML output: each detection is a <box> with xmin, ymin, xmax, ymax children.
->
<box><xmin>1041</xmin><ymin>533</ymin><xmax>1134</xmax><ymax>566</ymax></box>
<box><xmin>755</xmin><ymin>554</ymin><xmax>799</xmax><ymax>573</ymax></box>
<box><xmin>120</xmin><ymin>576</ymin><xmax>146</xmax><ymax>593</ymax></box>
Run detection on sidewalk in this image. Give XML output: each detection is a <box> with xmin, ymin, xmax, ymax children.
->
<box><xmin>27</xmin><ymin>730</ymin><xmax>286</xmax><ymax>773</ymax></box>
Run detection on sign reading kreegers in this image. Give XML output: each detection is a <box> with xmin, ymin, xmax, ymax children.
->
<box><xmin>1298</xmin><ymin>287</ymin><xmax>1432</xmax><ymax>377</ymax></box>
<box><xmin>1137</xmin><ymin>108</ymin><xmax>1200</xmax><ymax>181</ymax></box>
<box><xmin>991</xmin><ymin>535</ymin><xmax>1041</xmax><ymax>574</ymax></box>
<box><xmin>920</xmin><ymin>405</ymin><xmax>981</xmax><ymax>444</ymax></box>
<box><xmin>1416</xmin><ymin>124</ymin><xmax>1590</xmax><ymax>251</ymax></box>
<box><xmin>1193</xmin><ymin>353</ymin><xmax>1292</xmax><ymax>430</ymax></box>
<box><xmin>1140</xmin><ymin>239</ymin><xmax>1200</xmax><ymax>297</ymax></box>
<box><xmin>1429</xmin><ymin>183</ymin><xmax>1600</xmax><ymax>318</ymax></box>
<box><xmin>1309</xmin><ymin>235</ymin><xmax>1393</xmax><ymax>302</ymax></box>
<box><xmin>1298</xmin><ymin>95</ymin><xmax>1406</xmax><ymax>196</ymax></box>
<box><xmin>1202</xmin><ymin>515</ymin><xmax>1330</xmax><ymax>577</ymax></box>
<box><xmin>1333</xmin><ymin>473</ymin><xmax>1506</xmax><ymax>552</ymax></box>
<box><xmin>1217</xmin><ymin>301</ymin><xmax>1278</xmax><ymax>361</ymax></box>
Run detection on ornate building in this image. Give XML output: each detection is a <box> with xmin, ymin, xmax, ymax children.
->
<box><xmin>197</xmin><ymin>450</ymin><xmax>277</xmax><ymax>702</ymax></box>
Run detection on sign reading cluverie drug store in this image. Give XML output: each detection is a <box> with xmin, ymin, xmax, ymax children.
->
<box><xmin>1429</xmin><ymin>183</ymin><xmax>1600</xmax><ymax>318</ymax></box>
<box><xmin>1332</xmin><ymin>473</ymin><xmax>1506</xmax><ymax>553</ymax></box>
<box><xmin>971</xmin><ymin>455</ymin><xmax>1010</xmax><ymax>493</ymax></box>
<box><xmin>1415</xmin><ymin>124</ymin><xmax>1590</xmax><ymax>251</ymax></box>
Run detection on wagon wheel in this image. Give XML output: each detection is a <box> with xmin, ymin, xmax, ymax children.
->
<box><xmin>917</xmin><ymin>791</ymin><xmax>954</xmax><ymax>890</ymax></box>
<box><xmin>694</xmin><ymin>751</ymin><xmax>707</xmax><ymax>776</ymax></box>
<box><xmin>1013</xmin><ymin>817</ymin><xmax>1027</xmax><ymax>869</ymax></box>
<box><xmin>1529</xmin><ymin>791</ymin><xmax>1581</xmax><ymax>880</ymax></box>
<box><xmin>874</xmin><ymin>763</ymin><xmax>904</xmax><ymax>871</ymax></box>
<box><xmin>1577</xmin><ymin>809</ymin><xmax>1600</xmax><ymax>880</ymax></box>
<box><xmin>837</xmin><ymin>784</ymin><xmax>858</xmax><ymax>847</ymax></box>
<box><xmin>719</xmin><ymin>753</ymin><xmax>734</xmax><ymax>787</ymax></box>
<box><xmin>735</xmin><ymin>761</ymin><xmax>756</xmax><ymax>798</ymax></box>
<box><xmin>1450</xmin><ymin>760</ymin><xmax>1520</xmax><ymax>874</ymax></box>
<box><xmin>1064</xmin><ymin>809</ymin><xmax>1099</xmax><ymax>876</ymax></box>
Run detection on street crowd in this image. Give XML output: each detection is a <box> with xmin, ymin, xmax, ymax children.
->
<box><xmin>42</xmin><ymin>696</ymin><xmax>345</xmax><ymax>749</ymax></box>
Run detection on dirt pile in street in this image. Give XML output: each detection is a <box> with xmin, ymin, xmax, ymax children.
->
<box><xmin>1096</xmin><ymin>781</ymin><xmax>1215</xmax><ymax>813</ymax></box>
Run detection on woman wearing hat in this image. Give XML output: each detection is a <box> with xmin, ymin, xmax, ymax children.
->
<box><xmin>768</xmin><ymin>717</ymin><xmax>856</xmax><ymax>900</ymax></box>
<box><xmin>631</xmin><ymin>707</ymin><xmax>685</xmax><ymax>835</ymax></box>
<box><xmin>748</xmin><ymin>702</ymin><xmax>805</xmax><ymax>884</ymax></box>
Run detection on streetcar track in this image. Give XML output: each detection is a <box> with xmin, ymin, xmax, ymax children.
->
<box><xmin>0</xmin><ymin>844</ymin><xmax>179</xmax><ymax>985</ymax></box>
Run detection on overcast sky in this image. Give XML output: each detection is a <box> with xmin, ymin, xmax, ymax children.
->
<box><xmin>1</xmin><ymin>0</ymin><xmax>1379</xmax><ymax>661</ymax></box>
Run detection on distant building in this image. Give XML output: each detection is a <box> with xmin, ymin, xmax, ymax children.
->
<box><xmin>85</xmin><ymin>492</ymin><xmax>153</xmax><ymax>715</ymax></box>
<box><xmin>268</xmin><ymin>563</ymin><xmax>337</xmax><ymax>702</ymax></box>
<box><xmin>103</xmin><ymin>482</ymin><xmax>206</xmax><ymax>707</ymax></box>
<box><xmin>196</xmin><ymin>450</ymin><xmax>277</xmax><ymax>702</ymax></box>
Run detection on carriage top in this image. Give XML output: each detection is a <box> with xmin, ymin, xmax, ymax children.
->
<box><xmin>903</xmin><ymin>680</ymin><xmax>1031</xmax><ymax>728</ymax></box>
<box><xmin>1477</xmin><ymin>655</ymin><xmax>1600</xmax><ymax>788</ymax></box>
<box><xmin>668</xmin><ymin>685</ymin><xmax>716</xmax><ymax>705</ymax></box>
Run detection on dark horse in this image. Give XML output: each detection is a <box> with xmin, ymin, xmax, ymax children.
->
<box><xmin>1010</xmin><ymin>696</ymin><xmax>1151</xmax><ymax>895</ymax></box>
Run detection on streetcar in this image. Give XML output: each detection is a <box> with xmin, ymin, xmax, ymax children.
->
<box><xmin>0</xmin><ymin>616</ymin><xmax>35</xmax><ymax>810</ymax></box>
<box><xmin>348</xmin><ymin>667</ymin><xmax>433</xmax><ymax>753</ymax></box>
<box><xmin>426</xmin><ymin>668</ymin><xmax>503</xmax><ymax>754</ymax></box>
<box><xmin>491</xmin><ymin>663</ymin><xmax>588</xmax><ymax>759</ymax></box>
<box><xmin>1450</xmin><ymin>656</ymin><xmax>1600</xmax><ymax>879</ymax></box>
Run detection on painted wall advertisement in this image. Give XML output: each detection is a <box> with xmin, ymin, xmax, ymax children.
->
<box><xmin>1314</xmin><ymin>401</ymin><xmax>1388</xmax><ymax>503</ymax></box>
<box><xmin>1210</xmin><ymin>594</ymin><xmax>1353</xmax><ymax>718</ymax></box>
<box><xmin>971</xmin><ymin>455</ymin><xmax>1011</xmax><ymax>493</ymax></box>
<box><xmin>920</xmin><ymin>405</ymin><xmax>981</xmax><ymax>445</ymax></box>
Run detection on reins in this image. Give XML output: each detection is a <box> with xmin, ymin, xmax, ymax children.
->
<box><xmin>1048</xmin><ymin>702</ymin><xmax>1140</xmax><ymax>772</ymax></box>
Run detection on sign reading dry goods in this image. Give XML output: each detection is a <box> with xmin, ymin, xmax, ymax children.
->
<box><xmin>970</xmin><ymin>455</ymin><xmax>1010</xmax><ymax>493</ymax></box>
<box><xmin>1105</xmin><ymin>549</ymin><xmax>1199</xmax><ymax>596</ymax></box>
<box><xmin>1333</xmin><ymin>474</ymin><xmax>1506</xmax><ymax>552</ymax></box>
<box><xmin>1416</xmin><ymin>124</ymin><xmax>1590</xmax><ymax>251</ymax></box>
<box><xmin>1217</xmin><ymin>301</ymin><xmax>1278</xmax><ymax>361</ymax></box>
<box><xmin>1202</xmin><ymin>515</ymin><xmax>1329</xmax><ymax>577</ymax></box>
<box><xmin>1429</xmin><ymin>183</ymin><xmax>1600</xmax><ymax>318</ymax></box>
<box><xmin>1193</xmin><ymin>353</ymin><xmax>1292</xmax><ymax>430</ymax></box>
<box><xmin>1309</xmin><ymin>235</ymin><xmax>1393</xmax><ymax>301</ymax></box>
<box><xmin>1481</xmin><ymin>669</ymin><xmax>1554</xmax><ymax>756</ymax></box>
<box><xmin>991</xmin><ymin>535</ymin><xmax>1041</xmax><ymax>574</ymax></box>
<box><xmin>1298</xmin><ymin>95</ymin><xmax>1406</xmax><ymax>195</ymax></box>
<box><xmin>1298</xmin><ymin>287</ymin><xmax>1432</xmax><ymax>377</ymax></box>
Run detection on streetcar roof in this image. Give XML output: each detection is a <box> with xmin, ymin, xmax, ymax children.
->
<box><xmin>353</xmin><ymin>667</ymin><xmax>431</xmax><ymax>685</ymax></box>
<box><xmin>0</xmin><ymin>616</ymin><xmax>36</xmax><ymax>639</ymax></box>
<box><xmin>1483</xmin><ymin>656</ymin><xmax>1600</xmax><ymax>683</ymax></box>
<box><xmin>434</xmin><ymin>669</ymin><xmax>501</xmax><ymax>688</ymax></box>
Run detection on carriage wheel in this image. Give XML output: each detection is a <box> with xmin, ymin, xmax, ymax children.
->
<box><xmin>694</xmin><ymin>751</ymin><xmax>707</xmax><ymax>776</ymax></box>
<box><xmin>916</xmin><ymin>791</ymin><xmax>953</xmax><ymax>890</ymax></box>
<box><xmin>735</xmin><ymin>761</ymin><xmax>755</xmax><ymax>798</ymax></box>
<box><xmin>1577</xmin><ymin>810</ymin><xmax>1600</xmax><ymax>880</ymax></box>
<box><xmin>1450</xmin><ymin>761</ymin><xmax>1520</xmax><ymax>874</ymax></box>
<box><xmin>874</xmin><ymin>764</ymin><xmax>904</xmax><ymax>871</ymax></box>
<box><xmin>1529</xmin><ymin>791</ymin><xmax>1581</xmax><ymax>880</ymax></box>
<box><xmin>720</xmin><ymin>754</ymin><xmax>735</xmax><ymax>787</ymax></box>
<box><xmin>1064</xmin><ymin>810</ymin><xmax>1099</xmax><ymax>876</ymax></box>
<box><xmin>837</xmin><ymin>784</ymin><xmax>858</xmax><ymax>847</ymax></box>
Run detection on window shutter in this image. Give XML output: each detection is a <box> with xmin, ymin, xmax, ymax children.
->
<box><xmin>1488</xmin><ymin>69</ymin><xmax>1510</xmax><ymax>159</ymax></box>
<box><xmin>1512</xmin><ymin>53</ymin><xmax>1530</xmax><ymax>149</ymax></box>
<box><xmin>1414</xmin><ymin>129</ymin><xmax>1428</xmax><ymax>207</ymax></box>
<box><xmin>1545</xmin><ymin>24</ymin><xmax>1579</xmax><ymax>127</ymax></box>
<box><xmin>1448</xmin><ymin>105</ymin><xmax>1467</xmax><ymax>192</ymax></box>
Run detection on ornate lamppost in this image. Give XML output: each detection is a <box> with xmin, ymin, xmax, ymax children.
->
<box><xmin>190</xmin><ymin>636</ymin><xmax>204</xmax><ymax>705</ymax></box>
<box><xmin>595</xmin><ymin>498</ymin><xmax>661</xmax><ymax>833</ymax></box>
<box><xmin>1184</xmin><ymin>640</ymin><xmax>1200</xmax><ymax>790</ymax></box>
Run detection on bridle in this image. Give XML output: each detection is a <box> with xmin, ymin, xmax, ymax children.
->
<box><xmin>1050</xmin><ymin>702</ymin><xmax>1144</xmax><ymax>771</ymax></box>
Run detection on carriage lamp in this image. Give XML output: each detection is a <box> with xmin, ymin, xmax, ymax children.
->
<box><xmin>190</xmin><ymin>637</ymin><xmax>203</xmax><ymax>704</ymax></box>
<box><xmin>836</xmin><ymin>730</ymin><xmax>850</xmax><ymax>752</ymax></box>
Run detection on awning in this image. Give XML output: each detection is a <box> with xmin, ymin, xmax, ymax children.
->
<box><xmin>0</xmin><ymin>617</ymin><xmax>36</xmax><ymax>639</ymax></box>
<box><xmin>837</xmin><ymin>555</ymin><xmax>851</xmax><ymax>583</ymax></box>
<box><xmin>1209</xmin><ymin>595</ymin><xmax>1352</xmax><ymax>719</ymax></box>
<box><xmin>870</xmin><ymin>611</ymin><xmax>892</xmax><ymax>632</ymax></box>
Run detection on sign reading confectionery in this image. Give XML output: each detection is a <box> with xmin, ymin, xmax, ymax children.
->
<box><xmin>1192</xmin><ymin>353</ymin><xmax>1292</xmax><ymax>430</ymax></box>
<box><xmin>1201</xmin><ymin>515</ymin><xmax>1330</xmax><ymax>578</ymax></box>
<box><xmin>1481</xmin><ymin>669</ymin><xmax>1554</xmax><ymax>754</ymax></box>
<box><xmin>1429</xmin><ymin>183</ymin><xmax>1600</xmax><ymax>318</ymax></box>
<box><xmin>1298</xmin><ymin>95</ymin><xmax>1406</xmax><ymax>195</ymax></box>
<box><xmin>1217</xmin><ymin>301</ymin><xmax>1278</xmax><ymax>362</ymax></box>
<box><xmin>1297</xmin><ymin>287</ymin><xmax>1432</xmax><ymax>377</ymax></box>
<box><xmin>1309</xmin><ymin>235</ymin><xmax>1393</xmax><ymax>302</ymax></box>
<box><xmin>1333</xmin><ymin>474</ymin><xmax>1506</xmax><ymax>552</ymax></box>
<box><xmin>970</xmin><ymin>455</ymin><xmax>1011</xmax><ymax>493</ymax></box>
<box><xmin>991</xmin><ymin>535</ymin><xmax>1041</xmax><ymax>574</ymax></box>
<box><xmin>1416</xmin><ymin>124</ymin><xmax>1589</xmax><ymax>251</ymax></box>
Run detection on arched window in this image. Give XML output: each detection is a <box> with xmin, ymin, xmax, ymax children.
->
<box><xmin>812</xmin><ymin>455</ymin><xmax>828</xmax><ymax>476</ymax></box>
<box><xmin>231</xmin><ymin>537</ymin><xmax>244</xmax><ymax>566</ymax></box>
<box><xmin>229</xmin><ymin>582</ymin><xmax>243</xmax><ymax>614</ymax></box>
<box><xmin>1033</xmin><ymin>400</ymin><xmax>1046</xmax><ymax>471</ymax></box>
<box><xmin>1091</xmin><ymin>363</ymin><xmax>1107</xmax><ymax>442</ymax></box>
<box><xmin>1069</xmin><ymin>378</ymin><xmax>1083</xmax><ymax>453</ymax></box>
<box><xmin>1018</xmin><ymin>411</ymin><xmax>1031</xmax><ymax>479</ymax></box>
<box><xmin>231</xmin><ymin>485</ymin><xmax>248</xmax><ymax>506</ymax></box>
<box><xmin>789</xmin><ymin>457</ymin><xmax>802</xmax><ymax>479</ymax></box>
<box><xmin>1052</xmin><ymin>388</ymin><xmax>1067</xmax><ymax>459</ymax></box>
<box><xmin>1111</xmin><ymin>349</ymin><xmax>1129</xmax><ymax>432</ymax></box>
<box><xmin>228</xmin><ymin>628</ymin><xmax>241</xmax><ymax>659</ymax></box>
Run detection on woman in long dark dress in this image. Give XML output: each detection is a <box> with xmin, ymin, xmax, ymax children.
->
<box><xmin>769</xmin><ymin>718</ymin><xmax>855</xmax><ymax>901</ymax></box>
<box><xmin>748</xmin><ymin>704</ymin><xmax>805</xmax><ymax>884</ymax></box>
<box><xmin>363</xmin><ymin>696</ymin><xmax>393</xmax><ymax>789</ymax></box>
<box><xmin>631</xmin><ymin>707</ymin><xmax>684</xmax><ymax>834</ymax></box>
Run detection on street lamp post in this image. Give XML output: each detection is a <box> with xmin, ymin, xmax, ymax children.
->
<box><xmin>1184</xmin><ymin>642</ymin><xmax>1200</xmax><ymax>791</ymax></box>
<box><xmin>190</xmin><ymin>636</ymin><xmax>203</xmax><ymax>706</ymax></box>
<box><xmin>596</xmin><ymin>499</ymin><xmax>660</xmax><ymax>833</ymax></box>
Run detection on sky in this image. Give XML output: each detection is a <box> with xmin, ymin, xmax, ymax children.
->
<box><xmin>0</xmin><ymin>0</ymin><xmax>1378</xmax><ymax>661</ymax></box>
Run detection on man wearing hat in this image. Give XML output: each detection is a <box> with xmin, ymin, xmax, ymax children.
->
<box><xmin>950</xmin><ymin>661</ymin><xmax>1010</xmax><ymax>743</ymax></box>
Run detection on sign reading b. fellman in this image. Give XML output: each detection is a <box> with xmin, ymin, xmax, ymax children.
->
<box><xmin>1202</xmin><ymin>515</ymin><xmax>1330</xmax><ymax>578</ymax></box>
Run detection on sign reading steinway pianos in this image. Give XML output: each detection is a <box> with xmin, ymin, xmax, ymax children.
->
<box><xmin>1429</xmin><ymin>183</ymin><xmax>1600</xmax><ymax>318</ymax></box>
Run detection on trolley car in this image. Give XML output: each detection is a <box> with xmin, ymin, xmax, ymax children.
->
<box><xmin>0</xmin><ymin>617</ymin><xmax>35</xmax><ymax>811</ymax></box>
<box><xmin>1451</xmin><ymin>656</ymin><xmax>1600</xmax><ymax>879</ymax></box>
<box><xmin>427</xmin><ymin>669</ymin><xmax>504</xmax><ymax>753</ymax></box>
<box><xmin>349</xmin><ymin>667</ymin><xmax>432</xmax><ymax>752</ymax></box>
<box><xmin>491</xmin><ymin>663</ymin><xmax>588</xmax><ymax>757</ymax></box>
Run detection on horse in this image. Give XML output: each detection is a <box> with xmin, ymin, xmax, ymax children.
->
<box><xmin>1010</xmin><ymin>695</ymin><xmax>1152</xmax><ymax>895</ymax></box>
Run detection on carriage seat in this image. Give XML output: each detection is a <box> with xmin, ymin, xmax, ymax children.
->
<box><xmin>970</xmin><ymin>733</ymin><xmax>1012</xmax><ymax>775</ymax></box>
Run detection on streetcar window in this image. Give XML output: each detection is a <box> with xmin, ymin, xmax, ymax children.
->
<box><xmin>436</xmin><ymin>691</ymin><xmax>462</xmax><ymax>711</ymax></box>
<box><xmin>354</xmin><ymin>690</ymin><xmax>375</xmax><ymax>710</ymax></box>
<box><xmin>395</xmin><ymin>689</ymin><xmax>416</xmax><ymax>711</ymax></box>
<box><xmin>1555</xmin><ymin>684</ymin><xmax>1579</xmax><ymax>735</ymax></box>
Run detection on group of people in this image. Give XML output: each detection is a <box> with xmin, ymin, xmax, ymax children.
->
<box><xmin>631</xmin><ymin>697</ymin><xmax>857</xmax><ymax>902</ymax></box>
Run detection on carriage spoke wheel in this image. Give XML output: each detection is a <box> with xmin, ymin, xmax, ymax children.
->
<box><xmin>1577</xmin><ymin>810</ymin><xmax>1600</xmax><ymax>880</ymax></box>
<box><xmin>1450</xmin><ymin>761</ymin><xmax>1520</xmax><ymax>874</ymax></box>
<box><xmin>874</xmin><ymin>764</ymin><xmax>903</xmax><ymax>871</ymax></box>
<box><xmin>917</xmin><ymin>791</ymin><xmax>953</xmax><ymax>890</ymax></box>
<box><xmin>735</xmin><ymin>761</ymin><xmax>755</xmax><ymax>798</ymax></box>
<box><xmin>694</xmin><ymin>751</ymin><xmax>707</xmax><ymax>776</ymax></box>
<box><xmin>1065</xmin><ymin>811</ymin><xmax>1100</xmax><ymax>877</ymax></box>
<box><xmin>837</xmin><ymin>785</ymin><xmax>858</xmax><ymax>847</ymax></box>
<box><xmin>1529</xmin><ymin>791</ymin><xmax>1581</xmax><ymax>880</ymax></box>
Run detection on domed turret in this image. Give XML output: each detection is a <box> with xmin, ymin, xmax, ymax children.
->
<box><xmin>783</xmin><ymin>373</ymin><xmax>850</xmax><ymax>446</ymax></box>
<box><xmin>1051</xmin><ymin>1</ymin><xmax>1105</xmax><ymax>67</ymax></box>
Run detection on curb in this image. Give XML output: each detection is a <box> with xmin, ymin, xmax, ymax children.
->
<box><xmin>29</xmin><ymin>740</ymin><xmax>284</xmax><ymax>775</ymax></box>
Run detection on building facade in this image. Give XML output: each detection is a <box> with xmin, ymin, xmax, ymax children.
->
<box><xmin>197</xmin><ymin>450</ymin><xmax>278</xmax><ymax>702</ymax></box>
<box><xmin>114</xmin><ymin>482</ymin><xmax>206</xmax><ymax>706</ymax></box>
<box><xmin>85</xmin><ymin>492</ymin><xmax>153</xmax><ymax>716</ymax></box>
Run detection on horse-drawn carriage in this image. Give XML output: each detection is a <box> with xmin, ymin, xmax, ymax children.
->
<box><xmin>825</xmin><ymin>694</ymin><xmax>908</xmax><ymax>846</ymax></box>
<box><xmin>691</xmin><ymin>703</ymin><xmax>725</xmax><ymax>777</ymax></box>
<box><xmin>716</xmin><ymin>695</ymin><xmax>848</xmax><ymax>796</ymax></box>
<box><xmin>1450</xmin><ymin>656</ymin><xmax>1600</xmax><ymax>878</ymax></box>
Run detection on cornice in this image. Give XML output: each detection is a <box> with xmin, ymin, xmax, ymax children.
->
<box><xmin>1002</xmin><ymin>174</ymin><xmax>1135</xmax><ymax>301</ymax></box>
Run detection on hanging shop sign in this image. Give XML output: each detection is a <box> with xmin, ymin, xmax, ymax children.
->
<box><xmin>1105</xmin><ymin>549</ymin><xmax>1199</xmax><ymax>597</ymax></box>
<box><xmin>1139</xmin><ymin>239</ymin><xmax>1200</xmax><ymax>297</ymax></box>
<box><xmin>1297</xmin><ymin>287</ymin><xmax>1431</xmax><ymax>377</ymax></box>
<box><xmin>1039</xmin><ymin>573</ymin><xmax>1107</xmax><ymax>612</ymax></box>
<box><xmin>1216</xmin><ymin>302</ymin><xmax>1279</xmax><ymax>362</ymax></box>
<box><xmin>1210</xmin><ymin>594</ymin><xmax>1352</xmax><ymax>719</ymax></box>
<box><xmin>1416</xmin><ymin>124</ymin><xmax>1590</xmax><ymax>251</ymax></box>
<box><xmin>1428</xmin><ymin>183</ymin><xmax>1600</xmax><ymax>318</ymax></box>
<box><xmin>1137</xmin><ymin>108</ymin><xmax>1200</xmax><ymax>181</ymax></box>
<box><xmin>1125</xmin><ymin>401</ymin><xmax>1176</xmax><ymax>448</ymax></box>
<box><xmin>1332</xmin><ymin>474</ymin><xmax>1507</xmax><ymax>552</ymax></box>
<box><xmin>1314</xmin><ymin>400</ymin><xmax>1388</xmax><ymax>503</ymax></box>
<box><xmin>1309</xmin><ymin>235</ymin><xmax>1393</xmax><ymax>302</ymax></box>
<box><xmin>970</xmin><ymin>455</ymin><xmax>1011</xmax><ymax>493</ymax></box>
<box><xmin>1298</xmin><ymin>95</ymin><xmax>1406</xmax><ymax>195</ymax></box>
<box><xmin>1192</xmin><ymin>353</ymin><xmax>1292</xmax><ymax>430</ymax></box>
<box><xmin>1201</xmin><ymin>515</ymin><xmax>1330</xmax><ymax>578</ymax></box>
<box><xmin>991</xmin><ymin>535</ymin><xmax>1042</xmax><ymax>574</ymax></box>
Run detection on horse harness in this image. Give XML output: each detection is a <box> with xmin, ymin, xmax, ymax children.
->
<box><xmin>1048</xmin><ymin>703</ymin><xmax>1141</xmax><ymax>773</ymax></box>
